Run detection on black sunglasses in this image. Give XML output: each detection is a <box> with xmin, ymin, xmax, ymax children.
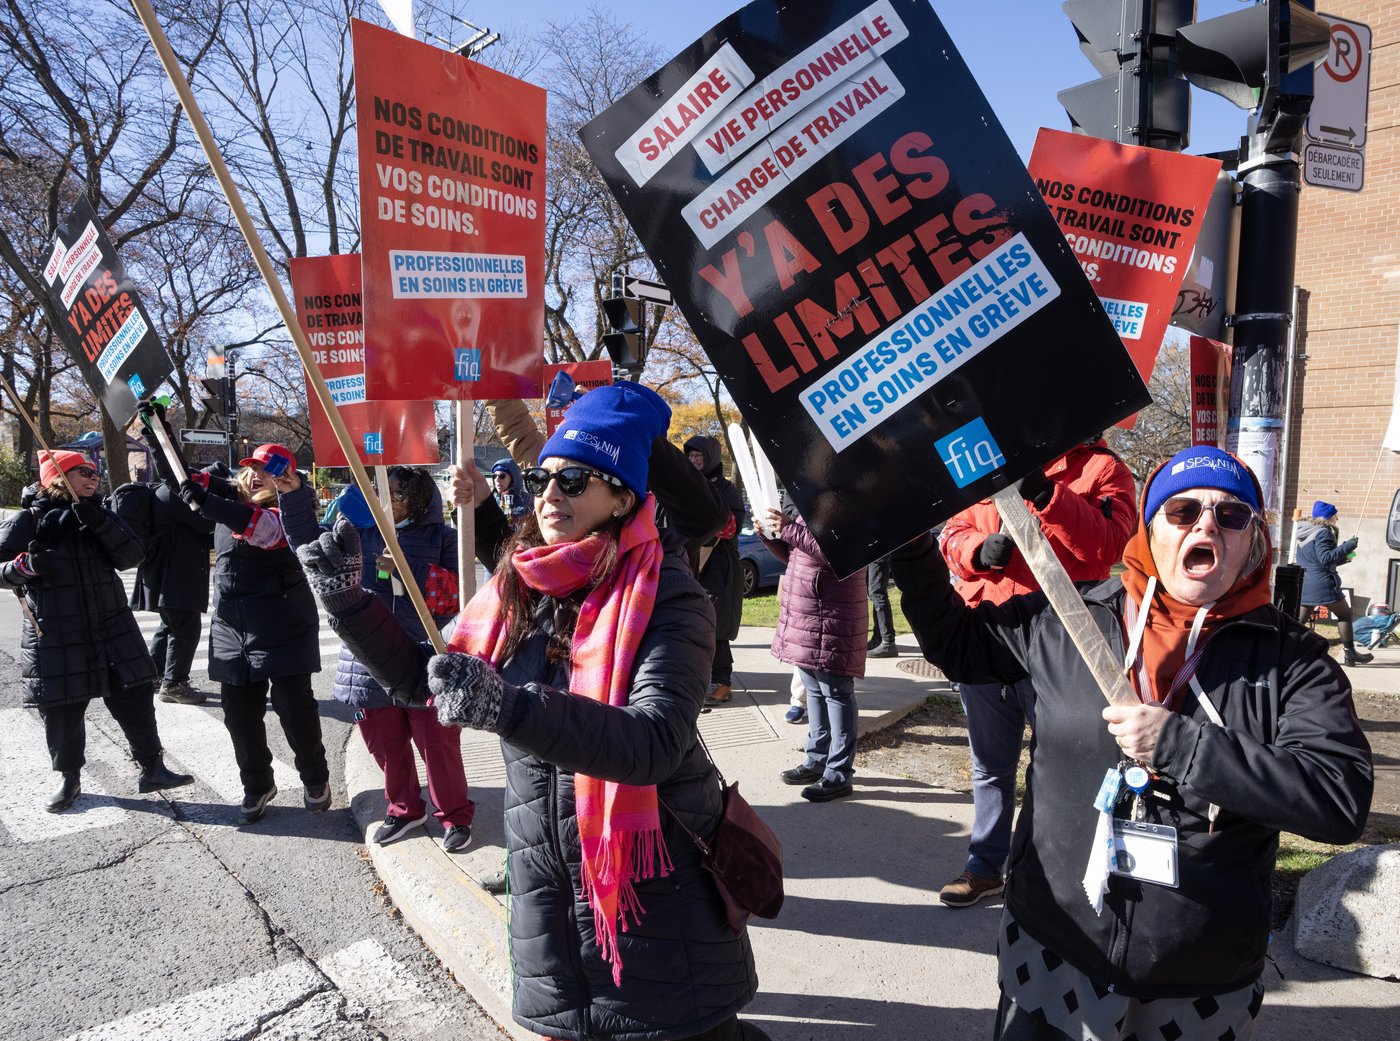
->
<box><xmin>71</xmin><ymin>467</ymin><xmax>99</xmax><ymax>479</ymax></box>
<box><xmin>1160</xmin><ymin>496</ymin><xmax>1256</xmax><ymax>531</ymax></box>
<box><xmin>521</xmin><ymin>465</ymin><xmax>623</xmax><ymax>497</ymax></box>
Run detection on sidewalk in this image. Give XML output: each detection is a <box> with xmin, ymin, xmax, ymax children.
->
<box><xmin>344</xmin><ymin>627</ymin><xmax>1398</xmax><ymax>1041</ymax></box>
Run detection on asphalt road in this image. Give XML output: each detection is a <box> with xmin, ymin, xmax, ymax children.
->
<box><xmin>0</xmin><ymin>576</ymin><xmax>505</xmax><ymax>1041</ymax></box>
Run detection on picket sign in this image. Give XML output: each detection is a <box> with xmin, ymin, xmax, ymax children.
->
<box><xmin>128</xmin><ymin>0</ymin><xmax>446</xmax><ymax>652</ymax></box>
<box><xmin>992</xmin><ymin>487</ymin><xmax>1137</xmax><ymax>707</ymax></box>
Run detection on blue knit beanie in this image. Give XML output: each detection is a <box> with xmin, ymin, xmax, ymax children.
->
<box><xmin>538</xmin><ymin>383</ymin><xmax>670</xmax><ymax>497</ymax></box>
<box><xmin>1312</xmin><ymin>500</ymin><xmax>1337</xmax><ymax>520</ymax></box>
<box><xmin>1143</xmin><ymin>446</ymin><xmax>1260</xmax><ymax>522</ymax></box>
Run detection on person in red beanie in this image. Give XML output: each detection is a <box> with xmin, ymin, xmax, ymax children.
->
<box><xmin>0</xmin><ymin>450</ymin><xmax>193</xmax><ymax>811</ymax></box>
<box><xmin>179</xmin><ymin>444</ymin><xmax>328</xmax><ymax>825</ymax></box>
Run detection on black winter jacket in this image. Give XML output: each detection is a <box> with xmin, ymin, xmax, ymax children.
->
<box><xmin>0</xmin><ymin>495</ymin><xmax>157</xmax><ymax>706</ymax></box>
<box><xmin>129</xmin><ymin>483</ymin><xmax>216</xmax><ymax>614</ymax></box>
<box><xmin>194</xmin><ymin>476</ymin><xmax>321</xmax><ymax>686</ymax></box>
<box><xmin>280</xmin><ymin>483</ymin><xmax>456</xmax><ymax>709</ymax></box>
<box><xmin>331</xmin><ymin>544</ymin><xmax>758</xmax><ymax>1040</ymax></box>
<box><xmin>683</xmin><ymin>436</ymin><xmax>744</xmax><ymax>642</ymax></box>
<box><xmin>893</xmin><ymin>536</ymin><xmax>1372</xmax><ymax>998</ymax></box>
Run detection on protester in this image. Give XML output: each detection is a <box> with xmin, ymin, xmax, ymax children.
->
<box><xmin>683</xmin><ymin>434</ymin><xmax>745</xmax><ymax>706</ymax></box>
<box><xmin>866</xmin><ymin>552</ymin><xmax>897</xmax><ymax>657</ymax></box>
<box><xmin>1</xmin><ymin>451</ymin><xmax>192</xmax><ymax>812</ymax></box>
<box><xmin>936</xmin><ymin>436</ymin><xmax>1136</xmax><ymax>906</ymax></box>
<box><xmin>1296</xmin><ymin>500</ymin><xmax>1371</xmax><ymax>665</ymax></box>
<box><xmin>893</xmin><ymin>445</ymin><xmax>1373</xmax><ymax>1040</ymax></box>
<box><xmin>299</xmin><ymin>384</ymin><xmax>765</xmax><ymax>1041</ymax></box>
<box><xmin>761</xmin><ymin>502</ymin><xmax>867</xmax><ymax>802</ymax></box>
<box><xmin>281</xmin><ymin>469</ymin><xmax>474</xmax><ymax>853</ymax></box>
<box><xmin>180</xmin><ymin>444</ymin><xmax>329</xmax><ymax>825</ymax></box>
<box><xmin>134</xmin><ymin>413</ymin><xmax>217</xmax><ymax>705</ymax></box>
<box><xmin>490</xmin><ymin>457</ymin><xmax>530</xmax><ymax>520</ymax></box>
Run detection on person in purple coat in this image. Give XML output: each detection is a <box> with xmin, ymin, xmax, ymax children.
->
<box><xmin>759</xmin><ymin>503</ymin><xmax>867</xmax><ymax>802</ymax></box>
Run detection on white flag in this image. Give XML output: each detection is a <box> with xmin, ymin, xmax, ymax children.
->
<box><xmin>377</xmin><ymin>0</ymin><xmax>414</xmax><ymax>38</ymax></box>
<box><xmin>1382</xmin><ymin>324</ymin><xmax>1400</xmax><ymax>452</ymax></box>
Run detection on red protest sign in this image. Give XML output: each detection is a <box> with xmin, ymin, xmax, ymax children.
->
<box><xmin>1028</xmin><ymin>129</ymin><xmax>1220</xmax><ymax>387</ymax></box>
<box><xmin>289</xmin><ymin>254</ymin><xmax>439</xmax><ymax>467</ymax></box>
<box><xmin>1189</xmin><ymin>335</ymin><xmax>1232</xmax><ymax>448</ymax></box>
<box><xmin>352</xmin><ymin>19</ymin><xmax>546</xmax><ymax>401</ymax></box>
<box><xmin>543</xmin><ymin>360</ymin><xmax>614</xmax><ymax>435</ymax></box>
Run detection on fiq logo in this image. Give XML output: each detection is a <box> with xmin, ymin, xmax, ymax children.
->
<box><xmin>127</xmin><ymin>372</ymin><xmax>146</xmax><ymax>398</ymax></box>
<box><xmin>453</xmin><ymin>349</ymin><xmax>482</xmax><ymax>382</ymax></box>
<box><xmin>935</xmin><ymin>418</ymin><xmax>1005</xmax><ymax>489</ymax></box>
<box><xmin>363</xmin><ymin>432</ymin><xmax>383</xmax><ymax>455</ymax></box>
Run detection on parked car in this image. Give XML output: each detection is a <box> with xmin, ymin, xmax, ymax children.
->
<box><xmin>737</xmin><ymin>521</ymin><xmax>785</xmax><ymax>596</ymax></box>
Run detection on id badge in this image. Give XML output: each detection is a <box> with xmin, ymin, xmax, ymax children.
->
<box><xmin>1110</xmin><ymin>820</ymin><xmax>1179</xmax><ymax>888</ymax></box>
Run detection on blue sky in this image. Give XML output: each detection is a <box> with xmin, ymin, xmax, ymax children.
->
<box><xmin>465</xmin><ymin>0</ymin><xmax>1256</xmax><ymax>160</ymax></box>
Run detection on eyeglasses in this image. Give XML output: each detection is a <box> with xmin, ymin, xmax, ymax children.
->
<box><xmin>1160</xmin><ymin>496</ymin><xmax>1256</xmax><ymax>531</ymax></box>
<box><xmin>71</xmin><ymin>467</ymin><xmax>99</xmax><ymax>479</ymax></box>
<box><xmin>389</xmin><ymin>490</ymin><xmax>408</xmax><ymax>503</ymax></box>
<box><xmin>521</xmin><ymin>465</ymin><xmax>623</xmax><ymax>497</ymax></box>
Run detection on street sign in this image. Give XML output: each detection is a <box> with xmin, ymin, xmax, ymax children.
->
<box><xmin>1303</xmin><ymin>142</ymin><xmax>1363</xmax><ymax>193</ymax></box>
<box><xmin>620</xmin><ymin>275</ymin><xmax>674</xmax><ymax>307</ymax></box>
<box><xmin>181</xmin><ymin>428</ymin><xmax>229</xmax><ymax>445</ymax></box>
<box><xmin>1306</xmin><ymin>16</ymin><xmax>1370</xmax><ymax>150</ymax></box>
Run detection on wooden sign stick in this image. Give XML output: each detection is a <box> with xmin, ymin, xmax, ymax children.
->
<box><xmin>992</xmin><ymin>487</ymin><xmax>1137</xmax><ymax>707</ymax></box>
<box><xmin>129</xmin><ymin>0</ymin><xmax>445</xmax><ymax>652</ymax></box>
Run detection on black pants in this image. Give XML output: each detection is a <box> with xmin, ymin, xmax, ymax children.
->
<box><xmin>1301</xmin><ymin>598</ymin><xmax>1357</xmax><ymax>645</ymax></box>
<box><xmin>868</xmin><ymin>553</ymin><xmax>894</xmax><ymax>645</ymax></box>
<box><xmin>39</xmin><ymin>684</ymin><xmax>162</xmax><ymax>774</ymax></box>
<box><xmin>151</xmin><ymin>607</ymin><xmax>201</xmax><ymax>686</ymax></box>
<box><xmin>220</xmin><ymin>674</ymin><xmax>328</xmax><ymax>798</ymax></box>
<box><xmin>712</xmin><ymin>638</ymin><xmax>734</xmax><ymax>685</ymax></box>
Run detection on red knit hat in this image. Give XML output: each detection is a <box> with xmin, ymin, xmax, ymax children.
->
<box><xmin>39</xmin><ymin>450</ymin><xmax>95</xmax><ymax>487</ymax></box>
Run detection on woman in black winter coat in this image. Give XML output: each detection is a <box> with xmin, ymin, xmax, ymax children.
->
<box><xmin>280</xmin><ymin>469</ymin><xmax>473</xmax><ymax>852</ymax></box>
<box><xmin>0</xmin><ymin>451</ymin><xmax>192</xmax><ymax>812</ymax></box>
<box><xmin>299</xmin><ymin>384</ymin><xmax>765</xmax><ymax>1041</ymax></box>
<box><xmin>683</xmin><ymin>435</ymin><xmax>745</xmax><ymax>707</ymax></box>
<box><xmin>179</xmin><ymin>444</ymin><xmax>327</xmax><ymax>826</ymax></box>
<box><xmin>894</xmin><ymin>446</ymin><xmax>1371</xmax><ymax>1041</ymax></box>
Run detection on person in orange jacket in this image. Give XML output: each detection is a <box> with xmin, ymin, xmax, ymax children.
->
<box><xmin>936</xmin><ymin>436</ymin><xmax>1136</xmax><ymax>907</ymax></box>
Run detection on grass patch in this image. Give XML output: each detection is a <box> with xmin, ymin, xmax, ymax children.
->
<box><xmin>741</xmin><ymin>591</ymin><xmax>916</xmax><ymax>633</ymax></box>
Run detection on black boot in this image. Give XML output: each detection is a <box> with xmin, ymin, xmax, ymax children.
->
<box><xmin>1344</xmin><ymin>645</ymin><xmax>1374</xmax><ymax>666</ymax></box>
<box><xmin>138</xmin><ymin>757</ymin><xmax>194</xmax><ymax>793</ymax></box>
<box><xmin>46</xmin><ymin>772</ymin><xmax>81</xmax><ymax>813</ymax></box>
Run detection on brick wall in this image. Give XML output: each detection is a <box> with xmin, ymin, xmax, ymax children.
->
<box><xmin>1291</xmin><ymin>0</ymin><xmax>1399</xmax><ymax>597</ymax></box>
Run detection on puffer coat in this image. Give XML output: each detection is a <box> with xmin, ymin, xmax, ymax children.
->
<box><xmin>0</xmin><ymin>495</ymin><xmax>157</xmax><ymax>706</ymax></box>
<box><xmin>193</xmin><ymin>475</ymin><xmax>320</xmax><ymax>686</ymax></box>
<box><xmin>280</xmin><ymin>482</ymin><xmax>456</xmax><ymax>709</ymax></box>
<box><xmin>893</xmin><ymin>534</ymin><xmax>1372</xmax><ymax>998</ymax></box>
<box><xmin>1295</xmin><ymin>519</ymin><xmax>1356</xmax><ymax>606</ymax></box>
<box><xmin>331</xmin><ymin>537</ymin><xmax>759</xmax><ymax>1041</ymax></box>
<box><xmin>130</xmin><ymin>482</ymin><xmax>216</xmax><ymax>614</ymax></box>
<box><xmin>761</xmin><ymin>515</ymin><xmax>867</xmax><ymax>678</ymax></box>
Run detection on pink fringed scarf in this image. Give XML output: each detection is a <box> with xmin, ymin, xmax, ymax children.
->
<box><xmin>448</xmin><ymin>496</ymin><xmax>668</xmax><ymax>986</ymax></box>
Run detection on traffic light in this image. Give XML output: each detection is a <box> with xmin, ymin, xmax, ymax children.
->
<box><xmin>1058</xmin><ymin>0</ymin><xmax>1194</xmax><ymax>151</ymax></box>
<box><xmin>199</xmin><ymin>376</ymin><xmax>237</xmax><ymax>419</ymax></box>
<box><xmin>602</xmin><ymin>296</ymin><xmax>646</xmax><ymax>376</ymax></box>
<box><xmin>1176</xmin><ymin>0</ymin><xmax>1330</xmax><ymax>148</ymax></box>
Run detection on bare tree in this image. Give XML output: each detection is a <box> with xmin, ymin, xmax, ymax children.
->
<box><xmin>1104</xmin><ymin>331</ymin><xmax>1193</xmax><ymax>483</ymax></box>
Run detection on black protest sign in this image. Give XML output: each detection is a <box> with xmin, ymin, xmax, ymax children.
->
<box><xmin>581</xmin><ymin>0</ymin><xmax>1149</xmax><ymax>576</ymax></box>
<box><xmin>38</xmin><ymin>197</ymin><xmax>174</xmax><ymax>425</ymax></box>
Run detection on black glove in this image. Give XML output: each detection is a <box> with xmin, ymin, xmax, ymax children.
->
<box><xmin>427</xmin><ymin>652</ymin><xmax>519</xmax><ymax>733</ymax></box>
<box><xmin>1342</xmin><ymin>537</ymin><xmax>1359</xmax><ymax>554</ymax></box>
<box><xmin>295</xmin><ymin>518</ymin><xmax>368</xmax><ymax>615</ymax></box>
<box><xmin>72</xmin><ymin>500</ymin><xmax>104</xmax><ymax>529</ymax></box>
<box><xmin>179</xmin><ymin>478</ymin><xmax>208</xmax><ymax>507</ymax></box>
<box><xmin>1015</xmin><ymin>469</ymin><xmax>1054</xmax><ymax>511</ymax></box>
<box><xmin>16</xmin><ymin>540</ymin><xmax>53</xmax><ymax>577</ymax></box>
<box><xmin>975</xmin><ymin>532</ymin><xmax>1015</xmax><ymax>570</ymax></box>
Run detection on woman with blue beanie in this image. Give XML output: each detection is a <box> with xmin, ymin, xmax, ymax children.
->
<box><xmin>1295</xmin><ymin>500</ymin><xmax>1370</xmax><ymax>665</ymax></box>
<box><xmin>296</xmin><ymin>383</ymin><xmax>767</xmax><ymax>1041</ymax></box>
<box><xmin>893</xmin><ymin>445</ymin><xmax>1372</xmax><ymax>1040</ymax></box>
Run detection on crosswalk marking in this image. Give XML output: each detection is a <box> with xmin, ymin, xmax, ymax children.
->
<box><xmin>0</xmin><ymin>709</ymin><xmax>130</xmax><ymax>840</ymax></box>
<box><xmin>58</xmin><ymin>939</ymin><xmax>449</xmax><ymax>1041</ymax></box>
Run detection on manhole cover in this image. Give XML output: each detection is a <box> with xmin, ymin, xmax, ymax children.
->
<box><xmin>897</xmin><ymin>658</ymin><xmax>946</xmax><ymax>680</ymax></box>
